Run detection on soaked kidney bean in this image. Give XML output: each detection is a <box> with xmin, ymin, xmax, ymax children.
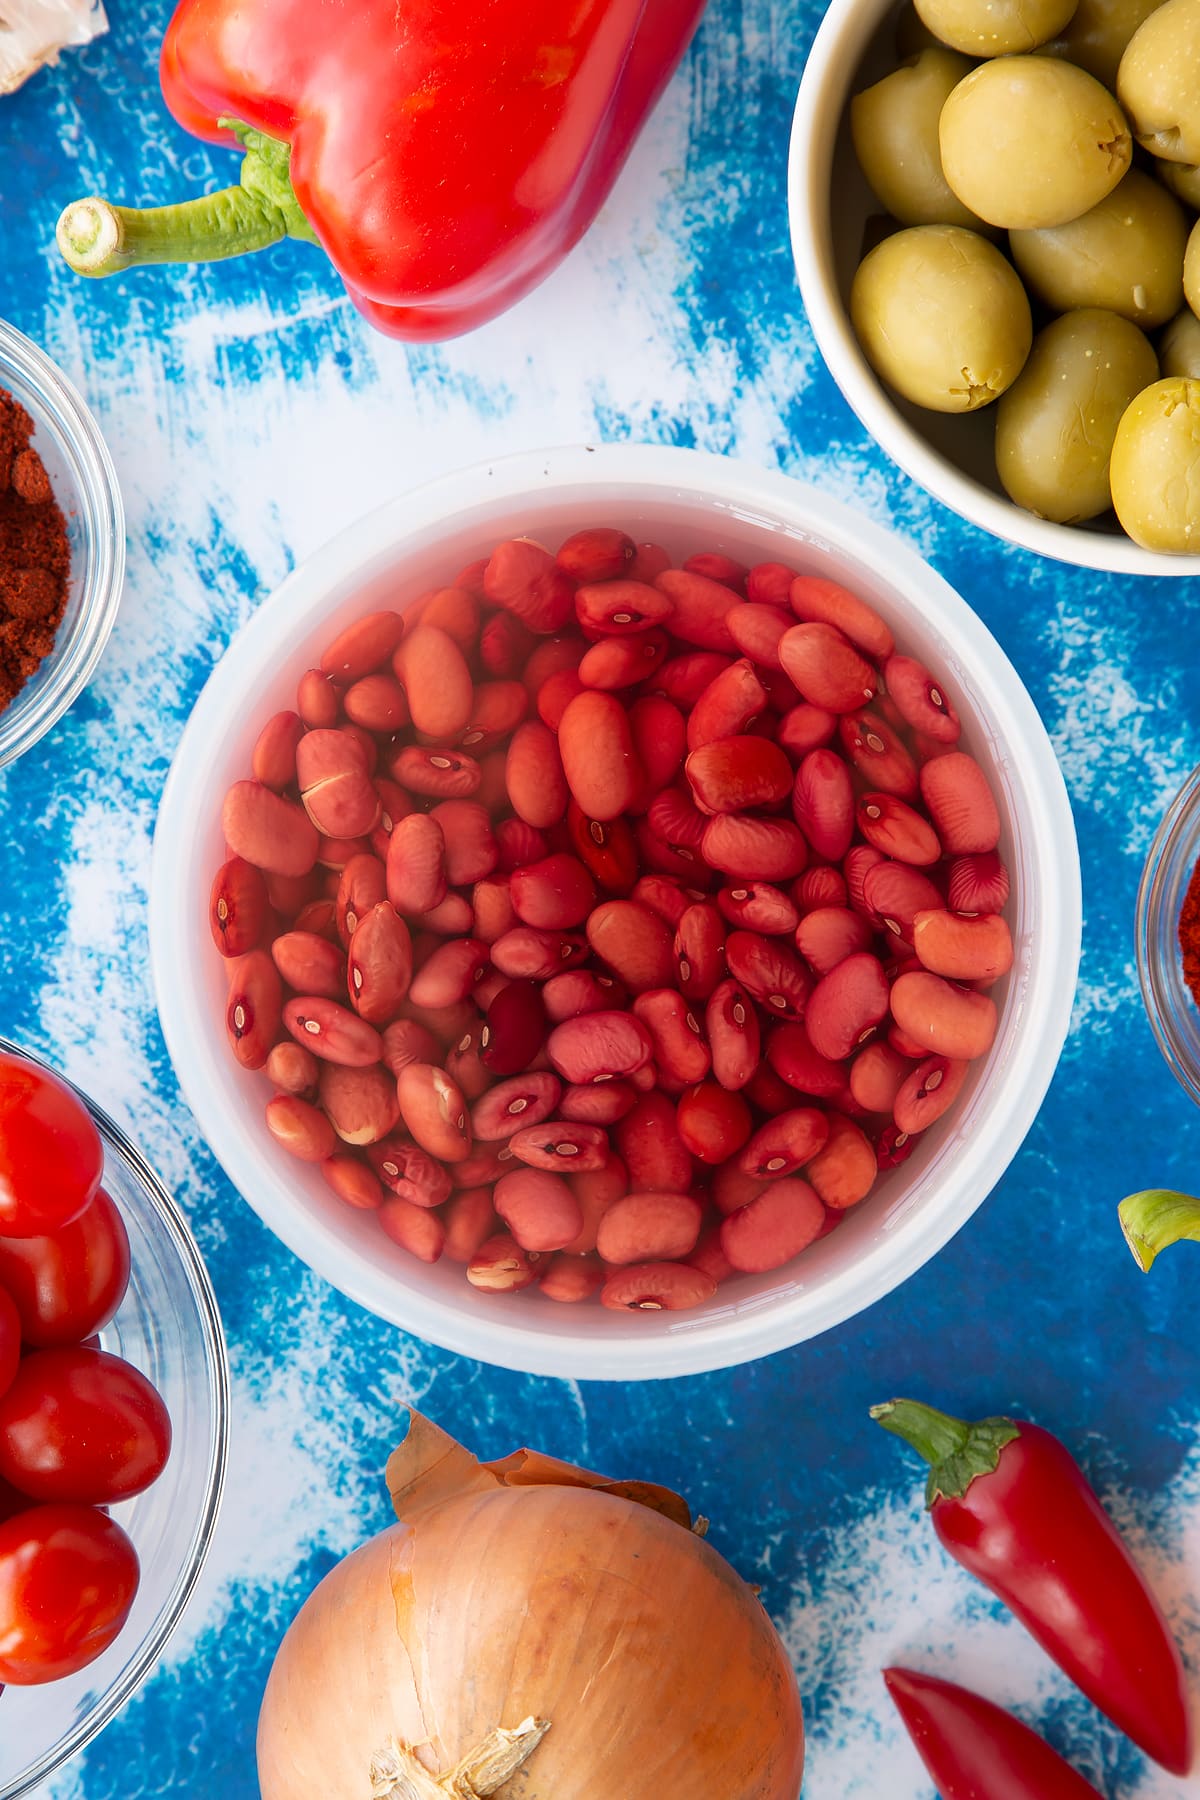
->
<box><xmin>893</xmin><ymin>1055</ymin><xmax>970</xmax><ymax>1134</ymax></box>
<box><xmin>720</xmin><ymin>1177</ymin><xmax>826</xmax><ymax>1273</ymax></box>
<box><xmin>213</xmin><ymin>536</ymin><xmax>1014</xmax><ymax>1314</ymax></box>
<box><xmin>890</xmin><ymin>972</ymin><xmax>998</xmax><ymax>1062</ymax></box>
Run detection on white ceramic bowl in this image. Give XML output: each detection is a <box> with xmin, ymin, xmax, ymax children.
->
<box><xmin>149</xmin><ymin>443</ymin><xmax>1081</xmax><ymax>1381</ymax></box>
<box><xmin>788</xmin><ymin>0</ymin><xmax>1200</xmax><ymax>576</ymax></box>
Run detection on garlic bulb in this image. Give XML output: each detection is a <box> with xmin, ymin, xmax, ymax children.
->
<box><xmin>0</xmin><ymin>1</ymin><xmax>107</xmax><ymax>97</ymax></box>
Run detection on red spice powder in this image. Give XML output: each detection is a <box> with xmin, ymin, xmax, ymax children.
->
<box><xmin>1181</xmin><ymin>855</ymin><xmax>1200</xmax><ymax>1010</ymax></box>
<box><xmin>0</xmin><ymin>387</ymin><xmax>70</xmax><ymax>713</ymax></box>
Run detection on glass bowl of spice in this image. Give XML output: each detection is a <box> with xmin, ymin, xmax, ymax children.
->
<box><xmin>0</xmin><ymin>317</ymin><xmax>124</xmax><ymax>769</ymax></box>
<box><xmin>1138</xmin><ymin>760</ymin><xmax>1200</xmax><ymax>1110</ymax></box>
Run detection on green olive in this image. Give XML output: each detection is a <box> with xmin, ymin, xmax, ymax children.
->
<box><xmin>1160</xmin><ymin>306</ymin><xmax>1200</xmax><ymax>374</ymax></box>
<box><xmin>1118</xmin><ymin>0</ymin><xmax>1200</xmax><ymax>163</ymax></box>
<box><xmin>1109</xmin><ymin>376</ymin><xmax>1200</xmax><ymax>548</ymax></box>
<box><xmin>851</xmin><ymin>51</ymin><xmax>985</xmax><ymax>228</ymax></box>
<box><xmin>913</xmin><ymin>0</ymin><xmax>1077</xmax><ymax>54</ymax></box>
<box><xmin>1040</xmin><ymin>0</ymin><xmax>1163</xmax><ymax>87</ymax></box>
<box><xmin>1183</xmin><ymin>216</ymin><xmax>1200</xmax><ymax>314</ymax></box>
<box><xmin>850</xmin><ymin>225</ymin><xmax>1033</xmax><ymax>411</ymax></box>
<box><xmin>1009</xmin><ymin>168</ymin><xmax>1186</xmax><ymax>325</ymax></box>
<box><xmin>940</xmin><ymin>58</ymin><xmax>1133</xmax><ymax>227</ymax></box>
<box><xmin>995</xmin><ymin>309</ymin><xmax>1158</xmax><ymax>519</ymax></box>
<box><xmin>1157</xmin><ymin>157</ymin><xmax>1200</xmax><ymax>205</ymax></box>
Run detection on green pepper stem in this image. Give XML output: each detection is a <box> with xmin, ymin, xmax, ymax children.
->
<box><xmin>56</xmin><ymin>187</ymin><xmax>286</xmax><ymax>276</ymax></box>
<box><xmin>871</xmin><ymin>1397</ymin><xmax>1020</xmax><ymax>1507</ymax></box>
<box><xmin>1118</xmin><ymin>1189</ymin><xmax>1200</xmax><ymax>1273</ymax></box>
<box><xmin>56</xmin><ymin>122</ymin><xmax>319</xmax><ymax>280</ymax></box>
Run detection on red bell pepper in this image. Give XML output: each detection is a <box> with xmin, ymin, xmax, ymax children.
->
<box><xmin>55</xmin><ymin>0</ymin><xmax>706</xmax><ymax>341</ymax></box>
<box><xmin>873</xmin><ymin>1397</ymin><xmax>1192</xmax><ymax>1776</ymax></box>
<box><xmin>885</xmin><ymin>1667</ymin><xmax>1105</xmax><ymax>1800</ymax></box>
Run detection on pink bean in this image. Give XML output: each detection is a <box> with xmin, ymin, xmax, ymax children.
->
<box><xmin>407</xmin><ymin>938</ymin><xmax>489</xmax><ymax>1009</ymax></box>
<box><xmin>418</xmin><ymin>894</ymin><xmax>476</xmax><ymax>937</ymax></box>
<box><xmin>627</xmin><ymin>694</ymin><xmax>686</xmax><ymax>807</ymax></box>
<box><xmin>473</xmin><ymin>874</ymin><xmax>518</xmax><ymax>945</ymax></box>
<box><xmin>633</xmin><ymin>989</ymin><xmax>712</xmax><ymax>1085</ymax></box>
<box><xmin>586</xmin><ymin>899</ymin><xmax>675</xmax><ymax>992</ymax></box>
<box><xmin>890</xmin><ymin>971</ymin><xmax>998</xmax><ymax>1061</ymax></box>
<box><xmin>556</xmin><ymin>526</ymin><xmax>636</xmax><ymax>582</ymax></box>
<box><xmin>557</xmin><ymin>691</ymin><xmax>639</xmax><ymax>821</ymax></box>
<box><xmin>794</xmin><ymin>907</ymin><xmax>875</xmax><ymax>978</ymax></box>
<box><xmin>505</xmin><ymin>720</ymin><xmax>569</xmax><ymax>829</ymax></box>
<box><xmin>479</xmin><ymin>610</ymin><xmax>534</xmax><ymax>677</ymax></box>
<box><xmin>675</xmin><ymin>1082</ymin><xmax>753</xmax><ymax>1163</ymax></box>
<box><xmin>494</xmin><ymin>1167</ymin><xmax>584</xmax><ymax>1251</ymax></box>
<box><xmin>458</xmin><ymin>679</ymin><xmax>528</xmax><ymax>752</ymax></box>
<box><xmin>210</xmin><ymin>857</ymin><xmax>270</xmax><ymax>958</ymax></box>
<box><xmin>805</xmin><ymin>1113</ymin><xmax>877</xmax><ymax>1209</ymax></box>
<box><xmin>919</xmin><ymin>752</ymin><xmax>1001</xmax><ymax>855</ymax></box>
<box><xmin>883</xmin><ymin>653</ymin><xmax>961</xmax><ymax>742</ymax></box>
<box><xmin>442</xmin><ymin>1188</ymin><xmax>498</xmax><ymax>1264</ymax></box>
<box><xmin>597</xmin><ymin>1191</ymin><xmax>704</xmax><ymax>1264</ymax></box>
<box><xmin>788</xmin><ymin>575</ymin><xmax>894</xmax><ymax>659</ymax></box>
<box><xmin>912</xmin><ymin>910</ymin><xmax>1013</xmax><ymax>980</ymax></box>
<box><xmin>559</xmin><ymin>1082</ymin><xmax>637</xmax><ymax>1124</ymax></box>
<box><xmin>578</xmin><ymin>632</ymin><xmax>669</xmax><ymax>692</ymax></box>
<box><xmin>655</xmin><ymin>650</ymin><xmax>735</xmax><ymax>710</ymax></box>
<box><xmin>765</xmin><ymin>1022</ymin><xmax>848</xmax><ymax>1100</ymax></box>
<box><xmin>494</xmin><ymin>818</ymin><xmax>550</xmax><ymax>872</ymax></box>
<box><xmin>265</xmin><ymin>1039</ymin><xmax>320</xmax><ymax>1097</ymax></box>
<box><xmin>877</xmin><ymin>1123</ymin><xmax>917</xmax><ymax>1169</ymax></box>
<box><xmin>856</xmin><ymin>793</ymin><xmax>942</xmax><ymax>867</ymax></box>
<box><xmin>367</xmin><ymin>1137</ymin><xmax>453</xmax><ymax>1208</ymax></box>
<box><xmin>452</xmin><ymin>1146</ymin><xmax>513</xmax><ymax>1188</ymax></box>
<box><xmin>778</xmin><ymin>622</ymin><xmax>878</xmax><ymax>712</ymax></box>
<box><xmin>252</xmin><ymin>711</ymin><xmax>306</xmax><ymax>792</ymax></box>
<box><xmin>423</xmin><ymin>800</ymin><xmax>496</xmax><ymax>886</ymax></box>
<box><xmin>563</xmin><ymin>1153</ymin><xmax>629</xmax><ymax>1253</ymax></box>
<box><xmin>574</xmin><ymin>577</ymin><xmax>673</xmax><ymax>636</ymax></box>
<box><xmin>849</xmin><ymin>1041</ymin><xmax>912</xmax><ymax>1113</ymax></box>
<box><xmin>631</xmin><ymin>875</ymin><xmax>695</xmax><ymax>928</ymax></box>
<box><xmin>674</xmin><ymin>903</ymin><xmax>727</xmax><ymax>1002</ymax></box>
<box><xmin>344</xmin><ymin>673</ymin><xmax>409</xmax><ymax>734</ymax></box>
<box><xmin>705</xmin><ymin>978</ymin><xmax>762</xmax><ymax>1090</ymax></box>
<box><xmin>717</xmin><ymin>882</ymin><xmax>799</xmax><ymax>936</ymax></box>
<box><xmin>347</xmin><ymin>902</ymin><xmax>413</xmax><ymax>1024</ymax></box>
<box><xmin>654</xmin><ymin>566</ymin><xmax>742</xmax><ymax>651</ymax></box>
<box><xmin>380</xmin><ymin>1018</ymin><xmax>441</xmax><ymax>1077</ymax></box>
<box><xmin>296</xmin><ymin>729</ymin><xmax>380</xmax><ymax>839</ymax></box>
<box><xmin>685</xmin><ymin>734</ymin><xmax>794</xmax><ymax>816</ymax></box>
<box><xmin>546</xmin><ymin>1011</ymin><xmax>654</xmax><ymax>1085</ymax></box>
<box><xmin>509</xmin><ymin>853</ymin><xmax>596</xmax><ymax>930</ymax></box>
<box><xmin>565</xmin><ymin>804</ymin><xmax>639</xmax><ymax>895</ymax></box>
<box><xmin>701</xmin><ymin>815</ymin><xmax>809</xmax><ymax>881</ymax></box>
<box><xmin>947</xmin><ymin>851</ymin><xmax>1011</xmax><ymax>914</ymax></box>
<box><xmin>316</xmin><ymin>833</ymin><xmax>371</xmax><ymax>872</ymax></box>
<box><xmin>226</xmin><ymin>950</ymin><xmax>283</xmax><ymax>1070</ymax></box>
<box><xmin>893</xmin><ymin>1054</ymin><xmax>971</xmax><ymax>1133</ymax></box>
<box><xmin>470</xmin><ymin>1071</ymin><xmax>562</xmax><ymax>1140</ymax></box>
<box><xmin>321</xmin><ymin>1155</ymin><xmax>384</xmax><ymax>1211</ymax></box>
<box><xmin>685</xmin><ymin>658</ymin><xmax>768</xmax><ymax>750</ymax></box>
<box><xmin>600</xmin><ymin>1262</ymin><xmax>716</xmax><ymax>1311</ymax></box>
<box><xmin>861</xmin><ymin>859</ymin><xmax>944</xmax><ymax>946</ymax></box>
<box><xmin>297</xmin><ymin>668</ymin><xmax>341</xmax><ymax>729</ymax></box>
<box><xmin>445</xmin><ymin>1025</ymin><xmax>491</xmax><ymax>1101</ymax></box>
<box><xmin>537</xmin><ymin>666</ymin><xmax>585</xmax><ymax>731</ymax></box>
<box><xmin>379</xmin><ymin>1197</ymin><xmax>445</xmax><ymax>1264</ymax></box>
<box><xmin>719</xmin><ymin>1178</ymin><xmax>826</xmax><ymax>1273</ymax></box>
<box><xmin>283</xmin><ymin>996</ymin><xmax>383</xmax><ymax>1066</ymax></box>
<box><xmin>466</xmin><ymin>1233</ymin><xmax>539</xmax><ymax>1292</ymax></box>
<box><xmin>490</xmin><ymin>927</ymin><xmax>588</xmax><ymax>980</ymax></box>
<box><xmin>805</xmin><ymin>953</ymin><xmax>891</xmax><ymax>1062</ymax></box>
<box><xmin>739</xmin><ymin>1107</ymin><xmax>829</xmax><ymax>1179</ymax></box>
<box><xmin>792</xmin><ymin>749</ymin><xmax>856</xmax><ymax>861</ymax></box>
<box><xmin>539</xmin><ymin>1257</ymin><xmax>606</xmax><ymax>1303</ymax></box>
<box><xmin>484</xmin><ymin>538</ymin><xmax>575</xmax><ymax>633</ymax></box>
<box><xmin>725</xmin><ymin>930</ymin><xmax>812</xmax><ymax>1020</ymax></box>
<box><xmin>389</xmin><ymin>744</ymin><xmax>481</xmax><ymax>798</ymax></box>
<box><xmin>272</xmin><ymin>929</ymin><xmax>347</xmax><ymax>1000</ymax></box>
<box><xmin>746</xmin><ymin>561</ymin><xmax>797</xmax><ymax>606</ymax></box>
<box><xmin>685</xmin><ymin>1225</ymin><xmax>736</xmax><ymax>1286</ymax></box>
<box><xmin>727</xmin><ymin>602</ymin><xmax>793</xmax><ymax>668</ymax></box>
<box><xmin>779</xmin><ymin>702</ymin><xmax>838</xmax><ymax>757</ymax></box>
<box><xmin>413</xmin><ymin>585</ymin><xmax>480</xmax><ymax>649</ymax></box>
<box><xmin>844</xmin><ymin>844</ymin><xmax>887</xmax><ymax>917</ymax></box>
<box><xmin>794</xmin><ymin>867</ymin><xmax>848</xmax><ymax>913</ymax></box>
<box><xmin>321</xmin><ymin>609</ymin><xmax>406</xmax><ymax>681</ymax></box>
<box><xmin>266</xmin><ymin>1095</ymin><xmax>337</xmax><ymax>1163</ymax></box>
<box><xmin>543</xmin><ymin>969</ymin><xmax>624</xmax><ymax>1022</ymax></box>
<box><xmin>838</xmin><ymin>709</ymin><xmax>918</xmax><ymax>799</ymax></box>
<box><xmin>508</xmin><ymin>1120</ymin><xmax>610</xmax><ymax>1173</ymax></box>
<box><xmin>711</xmin><ymin>1163</ymin><xmax>768</xmax><ymax>1216</ymax></box>
<box><xmin>319</xmin><ymin>1062</ymin><xmax>401</xmax><ymax>1145</ymax></box>
<box><xmin>615</xmin><ymin>1091</ymin><xmax>695</xmax><ymax>1192</ymax></box>
<box><xmin>683</xmin><ymin>551</ymin><xmax>747</xmax><ymax>590</ymax></box>
<box><xmin>476</xmin><ymin>979</ymin><xmax>545</xmax><ymax>1076</ymax></box>
<box><xmin>223</xmin><ymin>780</ymin><xmax>319</xmax><ymax>878</ymax></box>
<box><xmin>647</xmin><ymin>785</ymin><xmax>708</xmax><ymax>857</ymax></box>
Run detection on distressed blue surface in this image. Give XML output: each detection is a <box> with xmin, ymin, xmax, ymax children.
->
<box><xmin>1</xmin><ymin>2</ymin><xmax>1199</xmax><ymax>1796</ymax></box>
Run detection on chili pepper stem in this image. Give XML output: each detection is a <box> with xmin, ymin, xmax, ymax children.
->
<box><xmin>1118</xmin><ymin>1189</ymin><xmax>1200</xmax><ymax>1272</ymax></box>
<box><xmin>56</xmin><ymin>122</ymin><xmax>319</xmax><ymax>278</ymax></box>
<box><xmin>871</xmin><ymin>1398</ymin><xmax>1019</xmax><ymax>1505</ymax></box>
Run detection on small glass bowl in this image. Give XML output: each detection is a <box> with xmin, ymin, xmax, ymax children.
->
<box><xmin>0</xmin><ymin>1037</ymin><xmax>229</xmax><ymax>1800</ymax></box>
<box><xmin>1137</xmin><ymin>761</ymin><xmax>1200</xmax><ymax>1109</ymax></box>
<box><xmin>0</xmin><ymin>318</ymin><xmax>125</xmax><ymax>770</ymax></box>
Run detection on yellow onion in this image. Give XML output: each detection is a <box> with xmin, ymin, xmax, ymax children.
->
<box><xmin>257</xmin><ymin>1410</ymin><xmax>804</xmax><ymax>1798</ymax></box>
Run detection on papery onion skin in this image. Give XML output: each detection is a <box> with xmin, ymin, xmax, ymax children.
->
<box><xmin>257</xmin><ymin>1484</ymin><xmax>804</xmax><ymax>1798</ymax></box>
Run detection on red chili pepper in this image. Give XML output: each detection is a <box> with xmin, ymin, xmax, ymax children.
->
<box><xmin>873</xmin><ymin>1398</ymin><xmax>1192</xmax><ymax>1776</ymax></box>
<box><xmin>884</xmin><ymin>1667</ymin><xmax>1104</xmax><ymax>1800</ymax></box>
<box><xmin>55</xmin><ymin>0</ymin><xmax>706</xmax><ymax>341</ymax></box>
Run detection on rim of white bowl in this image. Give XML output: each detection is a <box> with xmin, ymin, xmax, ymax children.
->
<box><xmin>786</xmin><ymin>9</ymin><xmax>1200</xmax><ymax>578</ymax></box>
<box><xmin>150</xmin><ymin>443</ymin><xmax>1081</xmax><ymax>1379</ymax></box>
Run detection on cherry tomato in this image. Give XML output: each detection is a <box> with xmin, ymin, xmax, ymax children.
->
<box><xmin>0</xmin><ymin>1503</ymin><xmax>139</xmax><ymax>1683</ymax></box>
<box><xmin>0</xmin><ymin>1289</ymin><xmax>18</xmax><ymax>1402</ymax></box>
<box><xmin>0</xmin><ymin>1055</ymin><xmax>103</xmax><ymax>1238</ymax></box>
<box><xmin>0</xmin><ymin>1188</ymin><xmax>130</xmax><ymax>1348</ymax></box>
<box><xmin>0</xmin><ymin>1348</ymin><xmax>172</xmax><ymax>1505</ymax></box>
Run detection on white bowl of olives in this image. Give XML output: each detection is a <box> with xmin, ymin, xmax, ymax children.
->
<box><xmin>790</xmin><ymin>0</ymin><xmax>1200</xmax><ymax>570</ymax></box>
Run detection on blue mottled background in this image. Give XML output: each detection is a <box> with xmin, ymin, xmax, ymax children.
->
<box><xmin>3</xmin><ymin>2</ymin><xmax>1200</xmax><ymax>1794</ymax></box>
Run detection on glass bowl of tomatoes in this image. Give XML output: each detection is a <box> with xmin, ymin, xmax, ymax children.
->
<box><xmin>0</xmin><ymin>1038</ymin><xmax>229</xmax><ymax>1799</ymax></box>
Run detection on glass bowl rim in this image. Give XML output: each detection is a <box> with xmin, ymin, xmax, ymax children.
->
<box><xmin>0</xmin><ymin>317</ymin><xmax>126</xmax><ymax>773</ymax></box>
<box><xmin>0</xmin><ymin>1034</ymin><xmax>230</xmax><ymax>1799</ymax></box>
<box><xmin>1136</xmin><ymin>760</ymin><xmax>1200</xmax><ymax>1111</ymax></box>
